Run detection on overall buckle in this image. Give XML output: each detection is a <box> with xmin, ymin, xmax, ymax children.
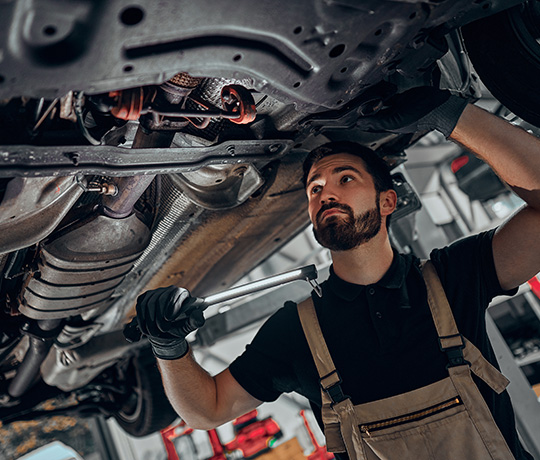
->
<box><xmin>320</xmin><ymin>370</ymin><xmax>348</xmax><ymax>405</ymax></box>
<box><xmin>438</xmin><ymin>333</ymin><xmax>470</xmax><ymax>368</ymax></box>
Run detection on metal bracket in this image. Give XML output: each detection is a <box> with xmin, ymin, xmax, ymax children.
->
<box><xmin>0</xmin><ymin>140</ymin><xmax>292</xmax><ymax>178</ymax></box>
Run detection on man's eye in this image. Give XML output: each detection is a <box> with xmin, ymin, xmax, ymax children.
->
<box><xmin>310</xmin><ymin>185</ymin><xmax>321</xmax><ymax>194</ymax></box>
<box><xmin>341</xmin><ymin>175</ymin><xmax>353</xmax><ymax>184</ymax></box>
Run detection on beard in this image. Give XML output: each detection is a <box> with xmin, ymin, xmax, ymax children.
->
<box><xmin>312</xmin><ymin>198</ymin><xmax>382</xmax><ymax>251</ymax></box>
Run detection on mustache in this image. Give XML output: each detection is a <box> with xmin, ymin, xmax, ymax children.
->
<box><xmin>316</xmin><ymin>202</ymin><xmax>353</xmax><ymax>224</ymax></box>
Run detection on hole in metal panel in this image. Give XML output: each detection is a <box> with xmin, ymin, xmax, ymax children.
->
<box><xmin>43</xmin><ymin>25</ymin><xmax>57</xmax><ymax>36</ymax></box>
<box><xmin>120</xmin><ymin>6</ymin><xmax>145</xmax><ymax>26</ymax></box>
<box><xmin>329</xmin><ymin>44</ymin><xmax>346</xmax><ymax>58</ymax></box>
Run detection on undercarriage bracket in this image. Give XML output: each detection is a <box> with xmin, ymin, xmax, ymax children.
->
<box><xmin>0</xmin><ymin>140</ymin><xmax>292</xmax><ymax>178</ymax></box>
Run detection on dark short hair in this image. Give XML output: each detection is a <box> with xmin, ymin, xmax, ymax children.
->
<box><xmin>302</xmin><ymin>141</ymin><xmax>393</xmax><ymax>193</ymax></box>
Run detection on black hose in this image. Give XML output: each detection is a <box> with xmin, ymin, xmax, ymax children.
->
<box><xmin>8</xmin><ymin>319</ymin><xmax>62</xmax><ymax>399</ymax></box>
<box><xmin>74</xmin><ymin>92</ymin><xmax>101</xmax><ymax>146</ymax></box>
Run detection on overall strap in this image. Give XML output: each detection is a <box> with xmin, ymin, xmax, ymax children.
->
<box><xmin>297</xmin><ymin>297</ymin><xmax>348</xmax><ymax>405</ymax></box>
<box><xmin>421</xmin><ymin>260</ymin><xmax>509</xmax><ymax>394</ymax></box>
<box><xmin>297</xmin><ymin>297</ymin><xmax>364</xmax><ymax>458</ymax></box>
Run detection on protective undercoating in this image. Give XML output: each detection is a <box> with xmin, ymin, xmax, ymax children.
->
<box><xmin>148</xmin><ymin>155</ymin><xmax>309</xmax><ymax>294</ymax></box>
<box><xmin>111</xmin><ymin>154</ymin><xmax>309</xmax><ymax>329</ymax></box>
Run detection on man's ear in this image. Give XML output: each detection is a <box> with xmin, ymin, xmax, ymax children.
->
<box><xmin>380</xmin><ymin>189</ymin><xmax>397</xmax><ymax>216</ymax></box>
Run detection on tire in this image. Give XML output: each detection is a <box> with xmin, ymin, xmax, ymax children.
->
<box><xmin>113</xmin><ymin>347</ymin><xmax>178</xmax><ymax>437</ymax></box>
<box><xmin>462</xmin><ymin>0</ymin><xmax>540</xmax><ymax>127</ymax></box>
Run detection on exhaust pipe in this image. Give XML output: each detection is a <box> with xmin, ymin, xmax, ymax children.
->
<box><xmin>102</xmin><ymin>129</ymin><xmax>174</xmax><ymax>219</ymax></box>
<box><xmin>8</xmin><ymin>319</ymin><xmax>62</xmax><ymax>399</ymax></box>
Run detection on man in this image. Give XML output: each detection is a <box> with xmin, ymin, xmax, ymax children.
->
<box><xmin>135</xmin><ymin>88</ymin><xmax>540</xmax><ymax>459</ymax></box>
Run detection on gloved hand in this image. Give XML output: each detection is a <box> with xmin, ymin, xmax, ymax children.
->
<box><xmin>135</xmin><ymin>286</ymin><xmax>206</xmax><ymax>360</ymax></box>
<box><xmin>357</xmin><ymin>87</ymin><xmax>469</xmax><ymax>138</ymax></box>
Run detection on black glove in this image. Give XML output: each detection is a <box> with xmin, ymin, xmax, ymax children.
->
<box><xmin>135</xmin><ymin>286</ymin><xmax>206</xmax><ymax>360</ymax></box>
<box><xmin>357</xmin><ymin>87</ymin><xmax>469</xmax><ymax>138</ymax></box>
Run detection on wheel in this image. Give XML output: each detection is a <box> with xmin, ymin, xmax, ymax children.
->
<box><xmin>462</xmin><ymin>0</ymin><xmax>540</xmax><ymax>127</ymax></box>
<box><xmin>113</xmin><ymin>347</ymin><xmax>178</xmax><ymax>437</ymax></box>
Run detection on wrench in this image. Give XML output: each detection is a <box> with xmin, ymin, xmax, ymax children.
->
<box><xmin>123</xmin><ymin>264</ymin><xmax>320</xmax><ymax>343</ymax></box>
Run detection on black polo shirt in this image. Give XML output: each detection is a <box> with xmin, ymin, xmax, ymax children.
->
<box><xmin>229</xmin><ymin>230</ymin><xmax>532</xmax><ymax>459</ymax></box>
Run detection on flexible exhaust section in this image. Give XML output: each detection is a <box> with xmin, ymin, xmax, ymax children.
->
<box><xmin>8</xmin><ymin>319</ymin><xmax>62</xmax><ymax>399</ymax></box>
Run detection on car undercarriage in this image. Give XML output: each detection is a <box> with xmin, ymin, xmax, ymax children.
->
<box><xmin>1</xmin><ymin>0</ymin><xmax>539</xmax><ymax>436</ymax></box>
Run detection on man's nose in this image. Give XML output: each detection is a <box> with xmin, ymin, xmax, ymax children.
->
<box><xmin>320</xmin><ymin>186</ymin><xmax>338</xmax><ymax>204</ymax></box>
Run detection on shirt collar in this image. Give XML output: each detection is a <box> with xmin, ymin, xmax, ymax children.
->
<box><xmin>378</xmin><ymin>248</ymin><xmax>410</xmax><ymax>289</ymax></box>
<box><xmin>327</xmin><ymin>249</ymin><xmax>411</xmax><ymax>301</ymax></box>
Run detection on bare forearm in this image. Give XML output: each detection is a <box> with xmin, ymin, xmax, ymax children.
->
<box><xmin>156</xmin><ymin>350</ymin><xmax>262</xmax><ymax>430</ymax></box>
<box><xmin>450</xmin><ymin>104</ymin><xmax>540</xmax><ymax>199</ymax></box>
<box><xmin>157</xmin><ymin>351</ymin><xmax>221</xmax><ymax>429</ymax></box>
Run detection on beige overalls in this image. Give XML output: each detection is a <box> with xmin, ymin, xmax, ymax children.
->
<box><xmin>297</xmin><ymin>261</ymin><xmax>516</xmax><ymax>460</ymax></box>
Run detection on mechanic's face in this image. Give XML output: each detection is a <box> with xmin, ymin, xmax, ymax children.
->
<box><xmin>306</xmin><ymin>153</ymin><xmax>388</xmax><ymax>251</ymax></box>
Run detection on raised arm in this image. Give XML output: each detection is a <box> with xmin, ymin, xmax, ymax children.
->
<box><xmin>133</xmin><ymin>286</ymin><xmax>262</xmax><ymax>430</ymax></box>
<box><xmin>357</xmin><ymin>87</ymin><xmax>540</xmax><ymax>291</ymax></box>
<box><xmin>449</xmin><ymin>105</ymin><xmax>540</xmax><ymax>291</ymax></box>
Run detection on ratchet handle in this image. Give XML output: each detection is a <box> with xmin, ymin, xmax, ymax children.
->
<box><xmin>123</xmin><ymin>264</ymin><xmax>319</xmax><ymax>343</ymax></box>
